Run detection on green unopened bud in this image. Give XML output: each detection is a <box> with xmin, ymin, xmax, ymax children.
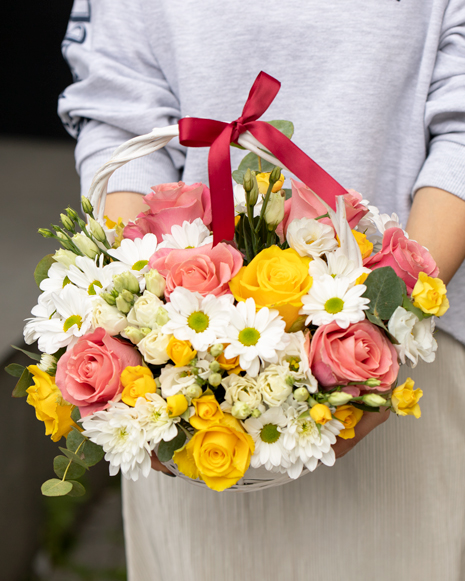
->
<box><xmin>208</xmin><ymin>372</ymin><xmax>222</xmax><ymax>387</ymax></box>
<box><xmin>264</xmin><ymin>191</ymin><xmax>285</xmax><ymax>231</ymax></box>
<box><xmin>81</xmin><ymin>196</ymin><xmax>94</xmax><ymax>216</ymax></box>
<box><xmin>251</xmin><ymin>408</ymin><xmax>262</xmax><ymax>418</ymax></box>
<box><xmin>72</xmin><ymin>233</ymin><xmax>99</xmax><ymax>259</ymax></box>
<box><xmin>121</xmin><ymin>290</ymin><xmax>134</xmax><ymax>303</ymax></box>
<box><xmin>155</xmin><ymin>306</ymin><xmax>170</xmax><ymax>327</ymax></box>
<box><xmin>293</xmin><ymin>387</ymin><xmax>310</xmax><ymax>402</ymax></box>
<box><xmin>113</xmin><ymin>271</ymin><xmax>140</xmax><ymax>294</ymax></box>
<box><xmin>38</xmin><ymin>353</ymin><xmax>58</xmax><ymax>375</ymax></box>
<box><xmin>53</xmin><ymin>249</ymin><xmax>77</xmax><ymax>268</ymax></box>
<box><xmin>243</xmin><ymin>168</ymin><xmax>253</xmax><ymax>193</ymax></box>
<box><xmin>140</xmin><ymin>327</ymin><xmax>152</xmax><ymax>336</ymax></box>
<box><xmin>155</xmin><ymin>377</ymin><xmax>161</xmax><ymax>388</ymax></box>
<box><xmin>101</xmin><ymin>292</ymin><xmax>117</xmax><ymax>306</ymax></box>
<box><xmin>145</xmin><ymin>269</ymin><xmax>166</xmax><ymax>298</ymax></box>
<box><xmin>231</xmin><ymin>402</ymin><xmax>252</xmax><ymax>420</ymax></box>
<box><xmin>327</xmin><ymin>392</ymin><xmax>353</xmax><ymax>406</ymax></box>
<box><xmin>185</xmin><ymin>385</ymin><xmax>203</xmax><ymax>400</ymax></box>
<box><xmin>362</xmin><ymin>394</ymin><xmax>387</xmax><ymax>407</ymax></box>
<box><xmin>210</xmin><ymin>343</ymin><xmax>224</xmax><ymax>357</ymax></box>
<box><xmin>66</xmin><ymin>207</ymin><xmax>79</xmax><ymax>221</ymax></box>
<box><xmin>124</xmin><ymin>326</ymin><xmax>147</xmax><ymax>345</ymax></box>
<box><xmin>286</xmin><ymin>376</ymin><xmax>295</xmax><ymax>387</ymax></box>
<box><xmin>247</xmin><ymin>182</ymin><xmax>259</xmax><ymax>207</ymax></box>
<box><xmin>88</xmin><ymin>217</ymin><xmax>106</xmax><ymax>243</ymax></box>
<box><xmin>365</xmin><ymin>378</ymin><xmax>381</xmax><ymax>387</ymax></box>
<box><xmin>60</xmin><ymin>213</ymin><xmax>75</xmax><ymax>231</ymax></box>
<box><xmin>209</xmin><ymin>360</ymin><xmax>221</xmax><ymax>373</ymax></box>
<box><xmin>38</xmin><ymin>228</ymin><xmax>54</xmax><ymax>239</ymax></box>
<box><xmin>308</xmin><ymin>396</ymin><xmax>318</xmax><ymax>408</ymax></box>
<box><xmin>270</xmin><ymin>165</ymin><xmax>283</xmax><ymax>185</ymax></box>
<box><xmin>287</xmin><ymin>316</ymin><xmax>307</xmax><ymax>333</ymax></box>
<box><xmin>116</xmin><ymin>294</ymin><xmax>132</xmax><ymax>314</ymax></box>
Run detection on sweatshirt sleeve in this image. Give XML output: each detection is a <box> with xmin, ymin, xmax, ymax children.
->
<box><xmin>58</xmin><ymin>0</ymin><xmax>185</xmax><ymax>198</ymax></box>
<box><xmin>413</xmin><ymin>1</ymin><xmax>465</xmax><ymax>199</ymax></box>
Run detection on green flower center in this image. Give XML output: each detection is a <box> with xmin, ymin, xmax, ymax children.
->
<box><xmin>88</xmin><ymin>279</ymin><xmax>103</xmax><ymax>295</ymax></box>
<box><xmin>63</xmin><ymin>315</ymin><xmax>83</xmax><ymax>332</ymax></box>
<box><xmin>188</xmin><ymin>311</ymin><xmax>210</xmax><ymax>333</ymax></box>
<box><xmin>324</xmin><ymin>297</ymin><xmax>344</xmax><ymax>314</ymax></box>
<box><xmin>260</xmin><ymin>423</ymin><xmax>281</xmax><ymax>444</ymax></box>
<box><xmin>132</xmin><ymin>259</ymin><xmax>149</xmax><ymax>271</ymax></box>
<box><xmin>238</xmin><ymin>327</ymin><xmax>260</xmax><ymax>346</ymax></box>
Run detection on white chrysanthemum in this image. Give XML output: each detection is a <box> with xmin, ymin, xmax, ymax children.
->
<box><xmin>67</xmin><ymin>255</ymin><xmax>123</xmax><ymax>296</ymax></box>
<box><xmin>81</xmin><ymin>402</ymin><xmax>151</xmax><ymax>482</ymax></box>
<box><xmin>233</xmin><ymin>184</ymin><xmax>263</xmax><ymax>216</ymax></box>
<box><xmin>108</xmin><ymin>233</ymin><xmax>158</xmax><ymax>275</ymax></box>
<box><xmin>163</xmin><ymin>288</ymin><xmax>233</xmax><ymax>351</ymax></box>
<box><xmin>276</xmin><ymin>330</ymin><xmax>318</xmax><ymax>393</ymax></box>
<box><xmin>300</xmin><ymin>275</ymin><xmax>369</xmax><ymax>329</ymax></box>
<box><xmin>388</xmin><ymin>306</ymin><xmax>437</xmax><ymax>367</ymax></box>
<box><xmin>357</xmin><ymin>205</ymin><xmax>403</xmax><ymax>250</ymax></box>
<box><xmin>221</xmin><ymin>373</ymin><xmax>262</xmax><ymax>411</ymax></box>
<box><xmin>160</xmin><ymin>361</ymin><xmax>211</xmax><ymax>398</ymax></box>
<box><xmin>243</xmin><ymin>407</ymin><xmax>290</xmax><ymax>471</ymax></box>
<box><xmin>286</xmin><ymin>217</ymin><xmax>338</xmax><ymax>258</ymax></box>
<box><xmin>222</xmin><ymin>298</ymin><xmax>289</xmax><ymax>378</ymax></box>
<box><xmin>283</xmin><ymin>402</ymin><xmax>343</xmax><ymax>478</ymax></box>
<box><xmin>309</xmin><ymin>248</ymin><xmax>370</xmax><ymax>285</ymax></box>
<box><xmin>134</xmin><ymin>393</ymin><xmax>180</xmax><ymax>449</ymax></box>
<box><xmin>158</xmin><ymin>218</ymin><xmax>213</xmax><ymax>250</ymax></box>
<box><xmin>39</xmin><ymin>262</ymin><xmax>70</xmax><ymax>295</ymax></box>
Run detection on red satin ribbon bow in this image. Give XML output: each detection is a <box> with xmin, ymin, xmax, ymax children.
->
<box><xmin>179</xmin><ymin>71</ymin><xmax>347</xmax><ymax>245</ymax></box>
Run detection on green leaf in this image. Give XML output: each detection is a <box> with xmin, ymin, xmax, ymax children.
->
<box><xmin>66</xmin><ymin>480</ymin><xmax>86</xmax><ymax>497</ymax></box>
<box><xmin>53</xmin><ymin>455</ymin><xmax>86</xmax><ymax>480</ymax></box>
<box><xmin>267</xmin><ymin>119</ymin><xmax>294</xmax><ymax>139</ymax></box>
<box><xmin>232</xmin><ymin>169</ymin><xmax>246</xmax><ymax>185</ymax></box>
<box><xmin>41</xmin><ymin>478</ymin><xmax>73</xmax><ymax>497</ymax></box>
<box><xmin>11</xmin><ymin>345</ymin><xmax>41</xmax><ymax>361</ymax></box>
<box><xmin>351</xmin><ymin>403</ymin><xmax>381</xmax><ymax>413</ymax></box>
<box><xmin>157</xmin><ymin>425</ymin><xmax>186</xmax><ymax>462</ymax></box>
<box><xmin>12</xmin><ymin>368</ymin><xmax>33</xmax><ymax>398</ymax></box>
<box><xmin>5</xmin><ymin>363</ymin><xmax>25</xmax><ymax>377</ymax></box>
<box><xmin>80</xmin><ymin>440</ymin><xmax>104</xmax><ymax>467</ymax></box>
<box><xmin>71</xmin><ymin>406</ymin><xmax>81</xmax><ymax>424</ymax></box>
<box><xmin>66</xmin><ymin>427</ymin><xmax>86</xmax><ymax>452</ymax></box>
<box><xmin>34</xmin><ymin>254</ymin><xmax>55</xmax><ymax>288</ymax></box>
<box><xmin>238</xmin><ymin>151</ymin><xmax>276</xmax><ymax>174</ymax></box>
<box><xmin>366</xmin><ymin>311</ymin><xmax>388</xmax><ymax>331</ymax></box>
<box><xmin>59</xmin><ymin>447</ymin><xmax>90</xmax><ymax>470</ymax></box>
<box><xmin>283</xmin><ymin>188</ymin><xmax>292</xmax><ymax>200</ymax></box>
<box><xmin>402</xmin><ymin>295</ymin><xmax>425</xmax><ymax>321</ymax></box>
<box><xmin>66</xmin><ymin>428</ymin><xmax>104</xmax><ymax>467</ymax></box>
<box><xmin>363</xmin><ymin>267</ymin><xmax>403</xmax><ymax>321</ymax></box>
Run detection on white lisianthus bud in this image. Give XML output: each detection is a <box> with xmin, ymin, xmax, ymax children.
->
<box><xmin>60</xmin><ymin>213</ymin><xmax>75</xmax><ymax>232</ymax></box>
<box><xmin>53</xmin><ymin>249</ymin><xmax>77</xmax><ymax>268</ymax></box>
<box><xmin>116</xmin><ymin>294</ymin><xmax>132</xmax><ymax>314</ymax></box>
<box><xmin>155</xmin><ymin>306</ymin><xmax>170</xmax><ymax>327</ymax></box>
<box><xmin>251</xmin><ymin>408</ymin><xmax>262</xmax><ymax>418</ymax></box>
<box><xmin>208</xmin><ymin>373</ymin><xmax>222</xmax><ymax>387</ymax></box>
<box><xmin>210</xmin><ymin>343</ymin><xmax>224</xmax><ymax>357</ymax></box>
<box><xmin>327</xmin><ymin>392</ymin><xmax>353</xmax><ymax>406</ymax></box>
<box><xmin>92</xmin><ymin>297</ymin><xmax>128</xmax><ymax>335</ymax></box>
<box><xmin>293</xmin><ymin>387</ymin><xmax>310</xmax><ymax>402</ymax></box>
<box><xmin>264</xmin><ymin>191</ymin><xmax>285</xmax><ymax>230</ymax></box>
<box><xmin>127</xmin><ymin>291</ymin><xmax>164</xmax><ymax>329</ymax></box>
<box><xmin>101</xmin><ymin>292</ymin><xmax>117</xmax><ymax>306</ymax></box>
<box><xmin>81</xmin><ymin>196</ymin><xmax>94</xmax><ymax>215</ymax></box>
<box><xmin>138</xmin><ymin>329</ymin><xmax>171</xmax><ymax>365</ymax></box>
<box><xmin>209</xmin><ymin>361</ymin><xmax>221</xmax><ymax>373</ymax></box>
<box><xmin>185</xmin><ymin>384</ymin><xmax>203</xmax><ymax>400</ymax></box>
<box><xmin>362</xmin><ymin>394</ymin><xmax>387</xmax><ymax>407</ymax></box>
<box><xmin>88</xmin><ymin>217</ymin><xmax>107</xmax><ymax>243</ymax></box>
<box><xmin>113</xmin><ymin>271</ymin><xmax>140</xmax><ymax>294</ymax></box>
<box><xmin>145</xmin><ymin>269</ymin><xmax>166</xmax><ymax>298</ymax></box>
<box><xmin>231</xmin><ymin>402</ymin><xmax>252</xmax><ymax>420</ymax></box>
<box><xmin>123</xmin><ymin>326</ymin><xmax>149</xmax><ymax>345</ymax></box>
<box><xmin>38</xmin><ymin>353</ymin><xmax>58</xmax><ymax>375</ymax></box>
<box><xmin>72</xmin><ymin>233</ymin><xmax>99</xmax><ymax>259</ymax></box>
<box><xmin>365</xmin><ymin>378</ymin><xmax>381</xmax><ymax>387</ymax></box>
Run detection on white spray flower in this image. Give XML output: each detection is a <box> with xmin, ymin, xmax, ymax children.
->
<box><xmin>286</xmin><ymin>217</ymin><xmax>337</xmax><ymax>258</ymax></box>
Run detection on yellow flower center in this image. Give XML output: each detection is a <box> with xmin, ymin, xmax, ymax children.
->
<box><xmin>88</xmin><ymin>279</ymin><xmax>103</xmax><ymax>295</ymax></box>
<box><xmin>132</xmin><ymin>259</ymin><xmax>149</xmax><ymax>271</ymax></box>
<box><xmin>238</xmin><ymin>327</ymin><xmax>260</xmax><ymax>346</ymax></box>
<box><xmin>260</xmin><ymin>423</ymin><xmax>280</xmax><ymax>443</ymax></box>
<box><xmin>188</xmin><ymin>311</ymin><xmax>210</xmax><ymax>333</ymax></box>
<box><xmin>325</xmin><ymin>297</ymin><xmax>344</xmax><ymax>314</ymax></box>
<box><xmin>63</xmin><ymin>315</ymin><xmax>83</xmax><ymax>332</ymax></box>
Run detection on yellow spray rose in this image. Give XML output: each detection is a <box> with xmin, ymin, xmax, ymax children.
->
<box><xmin>351</xmin><ymin>230</ymin><xmax>373</xmax><ymax>260</ymax></box>
<box><xmin>256</xmin><ymin>171</ymin><xmax>285</xmax><ymax>194</ymax></box>
<box><xmin>166</xmin><ymin>337</ymin><xmax>197</xmax><ymax>367</ymax></box>
<box><xmin>173</xmin><ymin>414</ymin><xmax>255</xmax><ymax>491</ymax></box>
<box><xmin>26</xmin><ymin>365</ymin><xmax>76</xmax><ymax>442</ymax></box>
<box><xmin>391</xmin><ymin>378</ymin><xmax>423</xmax><ymax>418</ymax></box>
<box><xmin>121</xmin><ymin>365</ymin><xmax>157</xmax><ymax>406</ymax></box>
<box><xmin>215</xmin><ymin>344</ymin><xmax>242</xmax><ymax>374</ymax></box>
<box><xmin>229</xmin><ymin>246</ymin><xmax>312</xmax><ymax>330</ymax></box>
<box><xmin>309</xmin><ymin>403</ymin><xmax>332</xmax><ymax>425</ymax></box>
<box><xmin>411</xmin><ymin>272</ymin><xmax>449</xmax><ymax>317</ymax></box>
<box><xmin>167</xmin><ymin>394</ymin><xmax>189</xmax><ymax>417</ymax></box>
<box><xmin>190</xmin><ymin>393</ymin><xmax>224</xmax><ymax>429</ymax></box>
<box><xmin>333</xmin><ymin>405</ymin><xmax>364</xmax><ymax>439</ymax></box>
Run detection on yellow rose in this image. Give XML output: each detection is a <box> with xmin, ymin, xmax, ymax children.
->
<box><xmin>190</xmin><ymin>393</ymin><xmax>224</xmax><ymax>429</ymax></box>
<box><xmin>26</xmin><ymin>365</ymin><xmax>76</xmax><ymax>442</ymax></box>
<box><xmin>166</xmin><ymin>336</ymin><xmax>197</xmax><ymax>367</ymax></box>
<box><xmin>167</xmin><ymin>393</ymin><xmax>189</xmax><ymax>417</ymax></box>
<box><xmin>229</xmin><ymin>246</ymin><xmax>312</xmax><ymax>330</ymax></box>
<box><xmin>332</xmin><ymin>405</ymin><xmax>364</xmax><ymax>439</ymax></box>
<box><xmin>216</xmin><ymin>344</ymin><xmax>241</xmax><ymax>373</ymax></box>
<box><xmin>309</xmin><ymin>403</ymin><xmax>332</xmax><ymax>425</ymax></box>
<box><xmin>391</xmin><ymin>378</ymin><xmax>423</xmax><ymax>418</ymax></box>
<box><xmin>256</xmin><ymin>171</ymin><xmax>285</xmax><ymax>195</ymax></box>
<box><xmin>411</xmin><ymin>272</ymin><xmax>449</xmax><ymax>317</ymax></box>
<box><xmin>351</xmin><ymin>230</ymin><xmax>373</xmax><ymax>260</ymax></box>
<box><xmin>121</xmin><ymin>365</ymin><xmax>157</xmax><ymax>406</ymax></box>
<box><xmin>173</xmin><ymin>414</ymin><xmax>255</xmax><ymax>491</ymax></box>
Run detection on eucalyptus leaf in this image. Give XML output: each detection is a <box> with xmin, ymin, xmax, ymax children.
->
<box><xmin>80</xmin><ymin>440</ymin><xmax>104</xmax><ymax>467</ymax></box>
<box><xmin>363</xmin><ymin>267</ymin><xmax>403</xmax><ymax>321</ymax></box>
<box><xmin>41</xmin><ymin>478</ymin><xmax>73</xmax><ymax>497</ymax></box>
<box><xmin>71</xmin><ymin>406</ymin><xmax>81</xmax><ymax>424</ymax></box>
<box><xmin>267</xmin><ymin>119</ymin><xmax>294</xmax><ymax>139</ymax></box>
<box><xmin>12</xmin><ymin>368</ymin><xmax>32</xmax><ymax>398</ymax></box>
<box><xmin>5</xmin><ymin>363</ymin><xmax>25</xmax><ymax>378</ymax></box>
<box><xmin>11</xmin><ymin>345</ymin><xmax>41</xmax><ymax>361</ymax></box>
<box><xmin>366</xmin><ymin>311</ymin><xmax>388</xmax><ymax>331</ymax></box>
<box><xmin>53</xmin><ymin>455</ymin><xmax>86</xmax><ymax>480</ymax></box>
<box><xmin>59</xmin><ymin>447</ymin><xmax>90</xmax><ymax>470</ymax></box>
<box><xmin>232</xmin><ymin>170</ymin><xmax>245</xmax><ymax>185</ymax></box>
<box><xmin>238</xmin><ymin>151</ymin><xmax>276</xmax><ymax>174</ymax></box>
<box><xmin>283</xmin><ymin>188</ymin><xmax>292</xmax><ymax>200</ymax></box>
<box><xmin>67</xmin><ymin>481</ymin><xmax>86</xmax><ymax>497</ymax></box>
<box><xmin>351</xmin><ymin>403</ymin><xmax>381</xmax><ymax>413</ymax></box>
<box><xmin>67</xmin><ymin>427</ymin><xmax>86</xmax><ymax>452</ymax></box>
<box><xmin>34</xmin><ymin>254</ymin><xmax>55</xmax><ymax>288</ymax></box>
<box><xmin>157</xmin><ymin>425</ymin><xmax>186</xmax><ymax>462</ymax></box>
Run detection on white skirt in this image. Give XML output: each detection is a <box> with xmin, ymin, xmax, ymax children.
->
<box><xmin>122</xmin><ymin>330</ymin><xmax>465</xmax><ymax>581</ymax></box>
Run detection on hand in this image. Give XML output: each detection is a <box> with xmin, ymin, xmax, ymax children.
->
<box><xmin>151</xmin><ymin>451</ymin><xmax>176</xmax><ymax>477</ymax></box>
<box><xmin>333</xmin><ymin>407</ymin><xmax>390</xmax><ymax>459</ymax></box>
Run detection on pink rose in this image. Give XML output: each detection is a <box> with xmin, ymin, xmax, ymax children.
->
<box><xmin>364</xmin><ymin>228</ymin><xmax>438</xmax><ymax>293</ymax></box>
<box><xmin>149</xmin><ymin>243</ymin><xmax>243</xmax><ymax>298</ymax></box>
<box><xmin>56</xmin><ymin>328</ymin><xmax>142</xmax><ymax>417</ymax></box>
<box><xmin>308</xmin><ymin>320</ymin><xmax>399</xmax><ymax>391</ymax></box>
<box><xmin>123</xmin><ymin>182</ymin><xmax>212</xmax><ymax>241</ymax></box>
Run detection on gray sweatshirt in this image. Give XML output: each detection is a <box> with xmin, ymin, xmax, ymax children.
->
<box><xmin>59</xmin><ymin>0</ymin><xmax>465</xmax><ymax>344</ymax></box>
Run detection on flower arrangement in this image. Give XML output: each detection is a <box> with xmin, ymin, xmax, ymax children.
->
<box><xmin>7</xmin><ymin>76</ymin><xmax>449</xmax><ymax>495</ymax></box>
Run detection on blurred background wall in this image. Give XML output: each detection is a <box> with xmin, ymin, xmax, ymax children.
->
<box><xmin>1</xmin><ymin>3</ymin><xmax>125</xmax><ymax>580</ymax></box>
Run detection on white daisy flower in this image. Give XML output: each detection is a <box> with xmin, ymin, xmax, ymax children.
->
<box><xmin>388</xmin><ymin>306</ymin><xmax>437</xmax><ymax>367</ymax></box>
<box><xmin>163</xmin><ymin>287</ymin><xmax>233</xmax><ymax>351</ymax></box>
<box><xmin>222</xmin><ymin>298</ymin><xmax>289</xmax><ymax>378</ymax></box>
<box><xmin>243</xmin><ymin>407</ymin><xmax>290</xmax><ymax>471</ymax></box>
<box><xmin>39</xmin><ymin>262</ymin><xmax>70</xmax><ymax>295</ymax></box>
<box><xmin>158</xmin><ymin>218</ymin><xmax>213</xmax><ymax>250</ymax></box>
<box><xmin>309</xmin><ymin>248</ymin><xmax>370</xmax><ymax>285</ymax></box>
<box><xmin>134</xmin><ymin>393</ymin><xmax>180</xmax><ymax>450</ymax></box>
<box><xmin>233</xmin><ymin>184</ymin><xmax>263</xmax><ymax>216</ymax></box>
<box><xmin>300</xmin><ymin>274</ymin><xmax>369</xmax><ymax>329</ymax></box>
<box><xmin>67</xmin><ymin>255</ymin><xmax>122</xmax><ymax>296</ymax></box>
<box><xmin>108</xmin><ymin>233</ymin><xmax>158</xmax><ymax>275</ymax></box>
<box><xmin>81</xmin><ymin>402</ymin><xmax>151</xmax><ymax>482</ymax></box>
<box><xmin>24</xmin><ymin>292</ymin><xmax>57</xmax><ymax>346</ymax></box>
<box><xmin>286</xmin><ymin>217</ymin><xmax>338</xmax><ymax>258</ymax></box>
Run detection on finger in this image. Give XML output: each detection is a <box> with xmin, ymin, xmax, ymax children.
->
<box><xmin>151</xmin><ymin>452</ymin><xmax>175</xmax><ymax>476</ymax></box>
<box><xmin>334</xmin><ymin>408</ymin><xmax>390</xmax><ymax>459</ymax></box>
